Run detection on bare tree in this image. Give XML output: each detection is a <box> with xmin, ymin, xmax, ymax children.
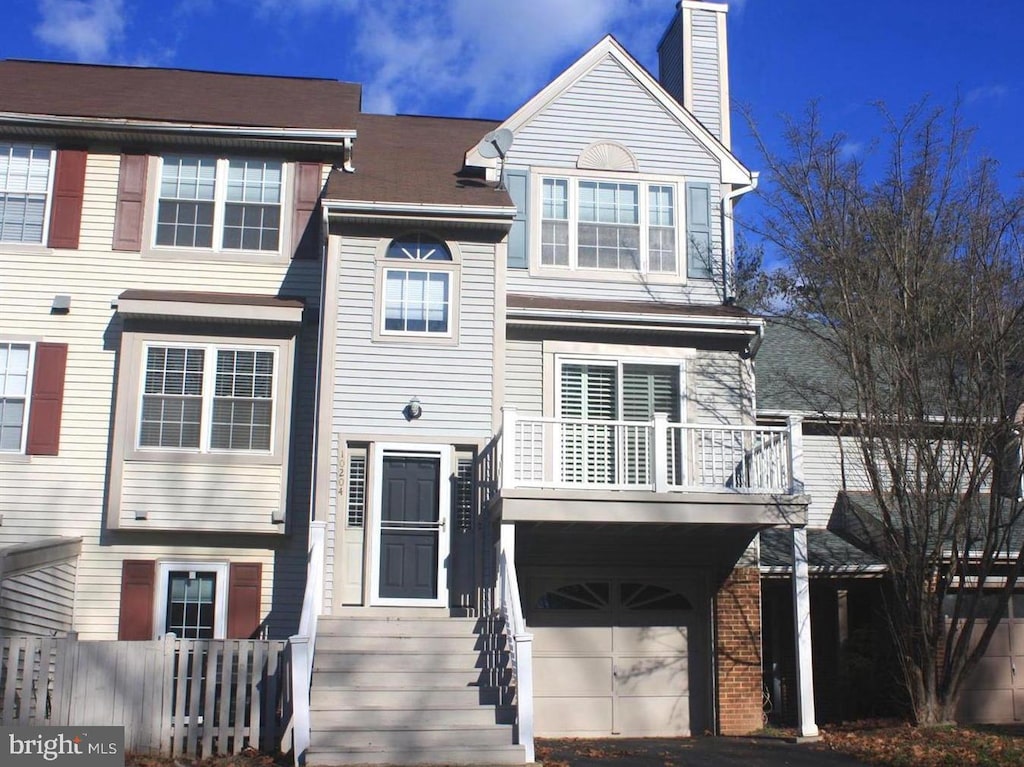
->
<box><xmin>751</xmin><ymin>101</ymin><xmax>1024</xmax><ymax>724</ymax></box>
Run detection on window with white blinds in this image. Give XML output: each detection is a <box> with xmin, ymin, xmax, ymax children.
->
<box><xmin>0</xmin><ymin>143</ymin><xmax>53</xmax><ymax>243</ymax></box>
<box><xmin>559</xmin><ymin>360</ymin><xmax>681</xmax><ymax>485</ymax></box>
<box><xmin>138</xmin><ymin>343</ymin><xmax>276</xmax><ymax>453</ymax></box>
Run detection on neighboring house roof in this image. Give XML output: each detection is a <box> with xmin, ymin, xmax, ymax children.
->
<box><xmin>756</xmin><ymin>320</ymin><xmax>855</xmax><ymax>415</ymax></box>
<box><xmin>0</xmin><ymin>59</ymin><xmax>361</xmax><ymax>130</ymax></box>
<box><xmin>834</xmin><ymin>490</ymin><xmax>1024</xmax><ymax>560</ymax></box>
<box><xmin>759</xmin><ymin>527</ymin><xmax>884</xmax><ymax>574</ymax></box>
<box><xmin>323</xmin><ymin>113</ymin><xmax>515</xmax><ymax>215</ymax></box>
<box><xmin>464</xmin><ymin>35</ymin><xmax>753</xmax><ymax>186</ymax></box>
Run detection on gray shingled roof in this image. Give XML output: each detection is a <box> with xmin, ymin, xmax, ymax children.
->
<box><xmin>755</xmin><ymin>320</ymin><xmax>855</xmax><ymax>414</ymax></box>
<box><xmin>760</xmin><ymin>527</ymin><xmax>884</xmax><ymax>572</ymax></box>
<box><xmin>835</xmin><ymin>490</ymin><xmax>1024</xmax><ymax>558</ymax></box>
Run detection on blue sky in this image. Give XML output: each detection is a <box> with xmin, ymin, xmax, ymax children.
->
<box><xmin>4</xmin><ymin>0</ymin><xmax>1022</xmax><ymax>196</ymax></box>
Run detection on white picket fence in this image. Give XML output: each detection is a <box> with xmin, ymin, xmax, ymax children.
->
<box><xmin>0</xmin><ymin>634</ymin><xmax>289</xmax><ymax>758</ymax></box>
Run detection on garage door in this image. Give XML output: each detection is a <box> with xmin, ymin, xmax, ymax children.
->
<box><xmin>954</xmin><ymin>593</ymin><xmax>1024</xmax><ymax>723</ymax></box>
<box><xmin>526</xmin><ymin>575</ymin><xmax>705</xmax><ymax>737</ymax></box>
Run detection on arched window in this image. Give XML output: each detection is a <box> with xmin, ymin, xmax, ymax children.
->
<box><xmin>380</xmin><ymin>234</ymin><xmax>455</xmax><ymax>336</ymax></box>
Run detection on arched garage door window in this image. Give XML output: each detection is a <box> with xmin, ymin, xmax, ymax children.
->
<box><xmin>536</xmin><ymin>581</ymin><xmax>692</xmax><ymax>611</ymax></box>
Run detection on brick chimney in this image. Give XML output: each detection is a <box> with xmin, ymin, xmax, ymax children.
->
<box><xmin>658</xmin><ymin>1</ymin><xmax>731</xmax><ymax>147</ymax></box>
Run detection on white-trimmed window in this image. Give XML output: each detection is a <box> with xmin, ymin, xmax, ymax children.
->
<box><xmin>139</xmin><ymin>343</ymin><xmax>276</xmax><ymax>453</ymax></box>
<box><xmin>540</xmin><ymin>176</ymin><xmax>677</xmax><ymax>275</ymax></box>
<box><xmin>155</xmin><ymin>156</ymin><xmax>283</xmax><ymax>253</ymax></box>
<box><xmin>381</xmin><ymin>234</ymin><xmax>454</xmax><ymax>336</ymax></box>
<box><xmin>156</xmin><ymin>561</ymin><xmax>228</xmax><ymax>639</ymax></box>
<box><xmin>0</xmin><ymin>142</ymin><xmax>53</xmax><ymax>244</ymax></box>
<box><xmin>0</xmin><ymin>342</ymin><xmax>32</xmax><ymax>452</ymax></box>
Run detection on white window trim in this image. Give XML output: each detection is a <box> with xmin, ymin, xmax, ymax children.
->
<box><xmin>379</xmin><ymin>267</ymin><xmax>454</xmax><ymax>338</ymax></box>
<box><xmin>372</xmin><ymin>236</ymin><xmax>462</xmax><ymax>346</ymax></box>
<box><xmin>554</xmin><ymin>353</ymin><xmax>687</xmax><ymax>423</ymax></box>
<box><xmin>0</xmin><ymin>143</ymin><xmax>56</xmax><ymax>248</ymax></box>
<box><xmin>530</xmin><ymin>167</ymin><xmax>684</xmax><ymax>282</ymax></box>
<box><xmin>146</xmin><ymin>155</ymin><xmax>291</xmax><ymax>261</ymax></box>
<box><xmin>154</xmin><ymin>560</ymin><xmax>229</xmax><ymax>639</ymax></box>
<box><xmin>368</xmin><ymin>443</ymin><xmax>452</xmax><ymax>608</ymax></box>
<box><xmin>0</xmin><ymin>339</ymin><xmax>36</xmax><ymax>455</ymax></box>
<box><xmin>133</xmin><ymin>339</ymin><xmax>281</xmax><ymax>458</ymax></box>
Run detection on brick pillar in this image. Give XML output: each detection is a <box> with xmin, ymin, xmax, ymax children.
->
<box><xmin>715</xmin><ymin>566</ymin><xmax>763</xmax><ymax>734</ymax></box>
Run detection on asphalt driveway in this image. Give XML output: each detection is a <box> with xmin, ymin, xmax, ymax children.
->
<box><xmin>537</xmin><ymin>736</ymin><xmax>871</xmax><ymax>767</ymax></box>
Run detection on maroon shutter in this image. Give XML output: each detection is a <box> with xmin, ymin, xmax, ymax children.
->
<box><xmin>112</xmin><ymin>153</ymin><xmax>149</xmax><ymax>251</ymax></box>
<box><xmin>227</xmin><ymin>563</ymin><xmax>262</xmax><ymax>639</ymax></box>
<box><xmin>26</xmin><ymin>342</ymin><xmax>68</xmax><ymax>456</ymax></box>
<box><xmin>47</xmin><ymin>149</ymin><xmax>88</xmax><ymax>249</ymax></box>
<box><xmin>292</xmin><ymin>162</ymin><xmax>322</xmax><ymax>260</ymax></box>
<box><xmin>118</xmin><ymin>560</ymin><xmax>156</xmax><ymax>640</ymax></box>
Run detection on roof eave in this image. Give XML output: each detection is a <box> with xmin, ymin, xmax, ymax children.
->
<box><xmin>0</xmin><ymin>112</ymin><xmax>357</xmax><ymax>145</ymax></box>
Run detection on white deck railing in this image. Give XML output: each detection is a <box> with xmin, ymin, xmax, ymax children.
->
<box><xmin>498</xmin><ymin>547</ymin><xmax>534</xmax><ymax>763</ymax></box>
<box><xmin>289</xmin><ymin>521</ymin><xmax>326</xmax><ymax>767</ymax></box>
<box><xmin>499</xmin><ymin>407</ymin><xmax>798</xmax><ymax>494</ymax></box>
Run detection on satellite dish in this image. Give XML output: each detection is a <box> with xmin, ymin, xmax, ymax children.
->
<box><xmin>477</xmin><ymin>128</ymin><xmax>514</xmax><ymax>190</ymax></box>
<box><xmin>479</xmin><ymin>128</ymin><xmax>513</xmax><ymax>159</ymax></box>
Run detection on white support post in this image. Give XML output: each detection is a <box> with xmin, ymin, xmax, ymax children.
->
<box><xmin>501</xmin><ymin>406</ymin><xmax>518</xmax><ymax>490</ymax></box>
<box><xmin>514</xmin><ymin>632</ymin><xmax>535</xmax><ymax>762</ymax></box>
<box><xmin>787</xmin><ymin>415</ymin><xmax>805</xmax><ymax>494</ymax></box>
<box><xmin>653</xmin><ymin>413</ymin><xmax>669</xmax><ymax>493</ymax></box>
<box><xmin>290</xmin><ymin>635</ymin><xmax>311</xmax><ymax>766</ymax></box>
<box><xmin>791</xmin><ymin>526</ymin><xmax>819</xmax><ymax>739</ymax></box>
<box><xmin>500</xmin><ymin>521</ymin><xmax>515</xmax><ymax>564</ymax></box>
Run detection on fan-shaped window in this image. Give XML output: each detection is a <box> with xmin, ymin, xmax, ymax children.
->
<box><xmin>536</xmin><ymin>581</ymin><xmax>610</xmax><ymax>610</ymax></box>
<box><xmin>576</xmin><ymin>141</ymin><xmax>639</xmax><ymax>173</ymax></box>
<box><xmin>620</xmin><ymin>582</ymin><xmax>692</xmax><ymax>611</ymax></box>
<box><xmin>386</xmin><ymin>234</ymin><xmax>452</xmax><ymax>261</ymax></box>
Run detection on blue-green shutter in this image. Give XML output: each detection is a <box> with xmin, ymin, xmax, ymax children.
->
<box><xmin>686</xmin><ymin>182</ymin><xmax>713</xmax><ymax>279</ymax></box>
<box><xmin>506</xmin><ymin>168</ymin><xmax>529</xmax><ymax>269</ymax></box>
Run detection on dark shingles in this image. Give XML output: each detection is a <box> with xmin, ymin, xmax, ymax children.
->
<box><xmin>0</xmin><ymin>59</ymin><xmax>360</xmax><ymax>130</ymax></box>
<box><xmin>324</xmin><ymin>113</ymin><xmax>512</xmax><ymax>209</ymax></box>
<box><xmin>760</xmin><ymin>527</ymin><xmax>884</xmax><ymax>571</ymax></box>
<box><xmin>507</xmin><ymin>293</ymin><xmax>760</xmax><ymax>319</ymax></box>
<box><xmin>756</xmin><ymin>320</ymin><xmax>855</xmax><ymax>414</ymax></box>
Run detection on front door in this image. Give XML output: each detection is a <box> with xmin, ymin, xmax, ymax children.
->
<box><xmin>371</xmin><ymin>447</ymin><xmax>450</xmax><ymax>606</ymax></box>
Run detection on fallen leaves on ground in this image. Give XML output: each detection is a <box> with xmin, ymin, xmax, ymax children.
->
<box><xmin>820</xmin><ymin>720</ymin><xmax>1024</xmax><ymax>767</ymax></box>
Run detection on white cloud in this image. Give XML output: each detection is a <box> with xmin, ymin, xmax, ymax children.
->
<box><xmin>34</xmin><ymin>0</ymin><xmax>126</xmax><ymax>61</ymax></box>
<box><xmin>965</xmin><ymin>84</ymin><xmax>1008</xmax><ymax>105</ymax></box>
<box><xmin>337</xmin><ymin>0</ymin><xmax>670</xmax><ymax>116</ymax></box>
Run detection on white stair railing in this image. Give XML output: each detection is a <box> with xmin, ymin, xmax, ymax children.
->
<box><xmin>498</xmin><ymin>547</ymin><xmax>534</xmax><ymax>763</ymax></box>
<box><xmin>290</xmin><ymin>520</ymin><xmax>326</xmax><ymax>767</ymax></box>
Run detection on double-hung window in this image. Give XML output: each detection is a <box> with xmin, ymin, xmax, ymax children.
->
<box><xmin>0</xmin><ymin>143</ymin><xmax>53</xmax><ymax>244</ymax></box>
<box><xmin>139</xmin><ymin>343</ymin><xmax>276</xmax><ymax>453</ymax></box>
<box><xmin>380</xmin><ymin>235</ymin><xmax>455</xmax><ymax>337</ymax></box>
<box><xmin>155</xmin><ymin>156</ymin><xmax>283</xmax><ymax>253</ymax></box>
<box><xmin>0</xmin><ymin>342</ymin><xmax>32</xmax><ymax>452</ymax></box>
<box><xmin>540</xmin><ymin>176</ymin><xmax>678</xmax><ymax>275</ymax></box>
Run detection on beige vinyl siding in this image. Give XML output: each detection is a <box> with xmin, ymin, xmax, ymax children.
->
<box><xmin>690</xmin><ymin>351</ymin><xmax>751</xmax><ymax>425</ymax></box>
<box><xmin>690</xmin><ymin>10</ymin><xmax>722</xmax><ymax>138</ymax></box>
<box><xmin>332</xmin><ymin>235</ymin><xmax>497</xmax><ymax>438</ymax></box>
<box><xmin>505</xmin><ymin>339</ymin><xmax>543</xmax><ymax>415</ymax></box>
<box><xmin>802</xmin><ymin>433</ymin><xmax>872</xmax><ymax>528</ymax></box>
<box><xmin>0</xmin><ymin>150</ymin><xmax>321</xmax><ymax>639</ymax></box>
<box><xmin>119</xmin><ymin>462</ymin><xmax>284</xmax><ymax>532</ymax></box>
<box><xmin>0</xmin><ymin>560</ymin><xmax>77</xmax><ymax>636</ymax></box>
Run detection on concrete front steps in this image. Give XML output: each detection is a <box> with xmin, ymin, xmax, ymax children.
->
<box><xmin>307</xmin><ymin>612</ymin><xmax>526</xmax><ymax>765</ymax></box>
